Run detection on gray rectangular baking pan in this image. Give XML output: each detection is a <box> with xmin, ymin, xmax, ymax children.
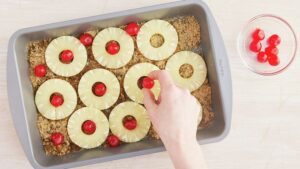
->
<box><xmin>7</xmin><ymin>0</ymin><xmax>232</xmax><ymax>168</ymax></box>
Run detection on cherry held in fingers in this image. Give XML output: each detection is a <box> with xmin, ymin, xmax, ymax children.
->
<box><xmin>142</xmin><ymin>77</ymin><xmax>155</xmax><ymax>89</ymax></box>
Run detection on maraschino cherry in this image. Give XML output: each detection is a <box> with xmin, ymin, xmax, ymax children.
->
<box><xmin>106</xmin><ymin>41</ymin><xmax>120</xmax><ymax>55</ymax></box>
<box><xmin>125</xmin><ymin>22</ymin><xmax>139</xmax><ymax>36</ymax></box>
<box><xmin>106</xmin><ymin>134</ymin><xmax>120</xmax><ymax>147</ymax></box>
<box><xmin>93</xmin><ymin>82</ymin><xmax>106</xmax><ymax>96</ymax></box>
<box><xmin>50</xmin><ymin>94</ymin><xmax>64</xmax><ymax>107</ymax></box>
<box><xmin>142</xmin><ymin>77</ymin><xmax>154</xmax><ymax>89</ymax></box>
<box><xmin>82</xmin><ymin>120</ymin><xmax>96</xmax><ymax>135</ymax></box>
<box><xmin>80</xmin><ymin>33</ymin><xmax>93</xmax><ymax>46</ymax></box>
<box><xmin>60</xmin><ymin>50</ymin><xmax>74</xmax><ymax>64</ymax></box>
<box><xmin>51</xmin><ymin>132</ymin><xmax>64</xmax><ymax>146</ymax></box>
<box><xmin>34</xmin><ymin>64</ymin><xmax>47</xmax><ymax>77</ymax></box>
<box><xmin>123</xmin><ymin>116</ymin><xmax>137</xmax><ymax>130</ymax></box>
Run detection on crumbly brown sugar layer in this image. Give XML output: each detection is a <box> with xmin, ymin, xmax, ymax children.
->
<box><xmin>28</xmin><ymin>16</ymin><xmax>214</xmax><ymax>156</ymax></box>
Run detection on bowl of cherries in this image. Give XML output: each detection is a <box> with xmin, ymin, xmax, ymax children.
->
<box><xmin>238</xmin><ymin>14</ymin><xmax>297</xmax><ymax>75</ymax></box>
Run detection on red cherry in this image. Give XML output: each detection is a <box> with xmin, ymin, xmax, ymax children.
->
<box><xmin>106</xmin><ymin>41</ymin><xmax>120</xmax><ymax>55</ymax></box>
<box><xmin>106</xmin><ymin>134</ymin><xmax>120</xmax><ymax>147</ymax></box>
<box><xmin>268</xmin><ymin>34</ymin><xmax>281</xmax><ymax>46</ymax></box>
<box><xmin>256</xmin><ymin>52</ymin><xmax>268</xmax><ymax>63</ymax></box>
<box><xmin>34</xmin><ymin>64</ymin><xmax>47</xmax><ymax>77</ymax></box>
<box><xmin>51</xmin><ymin>132</ymin><xmax>64</xmax><ymax>146</ymax></box>
<box><xmin>142</xmin><ymin>77</ymin><xmax>154</xmax><ymax>89</ymax></box>
<box><xmin>80</xmin><ymin>33</ymin><xmax>93</xmax><ymax>46</ymax></box>
<box><xmin>268</xmin><ymin>54</ymin><xmax>280</xmax><ymax>66</ymax></box>
<box><xmin>125</xmin><ymin>22</ymin><xmax>140</xmax><ymax>36</ymax></box>
<box><xmin>252</xmin><ymin>28</ymin><xmax>265</xmax><ymax>41</ymax></box>
<box><xmin>82</xmin><ymin>120</ymin><xmax>96</xmax><ymax>135</ymax></box>
<box><xmin>60</xmin><ymin>50</ymin><xmax>74</xmax><ymax>63</ymax></box>
<box><xmin>50</xmin><ymin>94</ymin><xmax>64</xmax><ymax>107</ymax></box>
<box><xmin>93</xmin><ymin>83</ymin><xmax>106</xmax><ymax>96</ymax></box>
<box><xmin>249</xmin><ymin>41</ymin><xmax>262</xmax><ymax>53</ymax></box>
<box><xmin>265</xmin><ymin>46</ymin><xmax>279</xmax><ymax>56</ymax></box>
<box><xmin>123</xmin><ymin>117</ymin><xmax>137</xmax><ymax>130</ymax></box>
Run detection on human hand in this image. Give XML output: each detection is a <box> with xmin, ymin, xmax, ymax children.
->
<box><xmin>142</xmin><ymin>70</ymin><xmax>200</xmax><ymax>148</ymax></box>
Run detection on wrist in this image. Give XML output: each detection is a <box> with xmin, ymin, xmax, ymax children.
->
<box><xmin>163</xmin><ymin>137</ymin><xmax>206</xmax><ymax>169</ymax></box>
<box><xmin>163</xmin><ymin>136</ymin><xmax>199</xmax><ymax>154</ymax></box>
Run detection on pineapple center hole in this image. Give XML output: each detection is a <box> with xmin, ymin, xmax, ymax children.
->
<box><xmin>150</xmin><ymin>34</ymin><xmax>164</xmax><ymax>48</ymax></box>
<box><xmin>92</xmin><ymin>82</ymin><xmax>107</xmax><ymax>97</ymax></box>
<box><xmin>122</xmin><ymin>115</ymin><xmax>137</xmax><ymax>130</ymax></box>
<box><xmin>179</xmin><ymin>64</ymin><xmax>194</xmax><ymax>78</ymax></box>
<box><xmin>137</xmin><ymin>76</ymin><xmax>147</xmax><ymax>89</ymax></box>
<box><xmin>49</xmin><ymin>93</ymin><xmax>64</xmax><ymax>107</ymax></box>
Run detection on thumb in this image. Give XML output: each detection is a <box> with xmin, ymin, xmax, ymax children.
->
<box><xmin>142</xmin><ymin>89</ymin><xmax>157</xmax><ymax>118</ymax></box>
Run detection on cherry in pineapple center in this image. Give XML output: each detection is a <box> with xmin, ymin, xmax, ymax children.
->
<box><xmin>59</xmin><ymin>50</ymin><xmax>74</xmax><ymax>64</ymax></box>
<box><xmin>92</xmin><ymin>82</ymin><xmax>107</xmax><ymax>97</ymax></box>
<box><xmin>82</xmin><ymin>120</ymin><xmax>96</xmax><ymax>135</ymax></box>
<box><xmin>123</xmin><ymin>115</ymin><xmax>137</xmax><ymax>130</ymax></box>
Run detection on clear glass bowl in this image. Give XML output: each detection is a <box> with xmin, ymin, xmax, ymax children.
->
<box><xmin>238</xmin><ymin>14</ymin><xmax>297</xmax><ymax>75</ymax></box>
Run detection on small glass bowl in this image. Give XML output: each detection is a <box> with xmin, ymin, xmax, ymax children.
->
<box><xmin>237</xmin><ymin>14</ymin><xmax>297</xmax><ymax>75</ymax></box>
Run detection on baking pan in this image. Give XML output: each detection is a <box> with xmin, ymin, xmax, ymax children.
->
<box><xmin>7</xmin><ymin>0</ymin><xmax>232</xmax><ymax>168</ymax></box>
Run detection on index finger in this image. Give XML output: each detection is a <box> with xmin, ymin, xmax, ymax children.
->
<box><xmin>148</xmin><ymin>70</ymin><xmax>174</xmax><ymax>89</ymax></box>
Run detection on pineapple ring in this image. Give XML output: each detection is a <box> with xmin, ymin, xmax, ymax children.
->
<box><xmin>45</xmin><ymin>36</ymin><xmax>87</xmax><ymax>77</ymax></box>
<box><xmin>78</xmin><ymin>68</ymin><xmax>120</xmax><ymax>110</ymax></box>
<box><xmin>137</xmin><ymin>19</ymin><xmax>178</xmax><ymax>61</ymax></box>
<box><xmin>35</xmin><ymin>79</ymin><xmax>77</xmax><ymax>120</ymax></box>
<box><xmin>92</xmin><ymin>27</ymin><xmax>134</xmax><ymax>69</ymax></box>
<box><xmin>67</xmin><ymin>107</ymin><xmax>109</xmax><ymax>149</ymax></box>
<box><xmin>109</xmin><ymin>102</ymin><xmax>151</xmax><ymax>143</ymax></box>
<box><xmin>165</xmin><ymin>51</ymin><xmax>207</xmax><ymax>91</ymax></box>
<box><xmin>124</xmin><ymin>63</ymin><xmax>160</xmax><ymax>104</ymax></box>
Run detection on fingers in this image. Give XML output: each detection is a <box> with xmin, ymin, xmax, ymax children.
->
<box><xmin>148</xmin><ymin>70</ymin><xmax>174</xmax><ymax>89</ymax></box>
<box><xmin>142</xmin><ymin>89</ymin><xmax>157</xmax><ymax>118</ymax></box>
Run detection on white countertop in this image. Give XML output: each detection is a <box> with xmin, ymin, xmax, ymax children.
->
<box><xmin>0</xmin><ymin>0</ymin><xmax>299</xmax><ymax>168</ymax></box>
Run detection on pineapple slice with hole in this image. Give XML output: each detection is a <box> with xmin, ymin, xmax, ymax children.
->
<box><xmin>92</xmin><ymin>27</ymin><xmax>134</xmax><ymax>69</ymax></box>
<box><xmin>67</xmin><ymin>107</ymin><xmax>109</xmax><ymax>149</ymax></box>
<box><xmin>137</xmin><ymin>19</ymin><xmax>178</xmax><ymax>61</ymax></box>
<box><xmin>124</xmin><ymin>63</ymin><xmax>160</xmax><ymax>104</ymax></box>
<box><xmin>165</xmin><ymin>51</ymin><xmax>207</xmax><ymax>91</ymax></box>
<box><xmin>35</xmin><ymin>79</ymin><xmax>77</xmax><ymax>120</ymax></box>
<box><xmin>109</xmin><ymin>101</ymin><xmax>151</xmax><ymax>143</ymax></box>
<box><xmin>45</xmin><ymin>36</ymin><xmax>87</xmax><ymax>77</ymax></box>
<box><xmin>78</xmin><ymin>68</ymin><xmax>120</xmax><ymax>110</ymax></box>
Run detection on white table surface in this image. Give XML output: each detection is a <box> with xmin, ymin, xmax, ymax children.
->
<box><xmin>0</xmin><ymin>0</ymin><xmax>300</xmax><ymax>168</ymax></box>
